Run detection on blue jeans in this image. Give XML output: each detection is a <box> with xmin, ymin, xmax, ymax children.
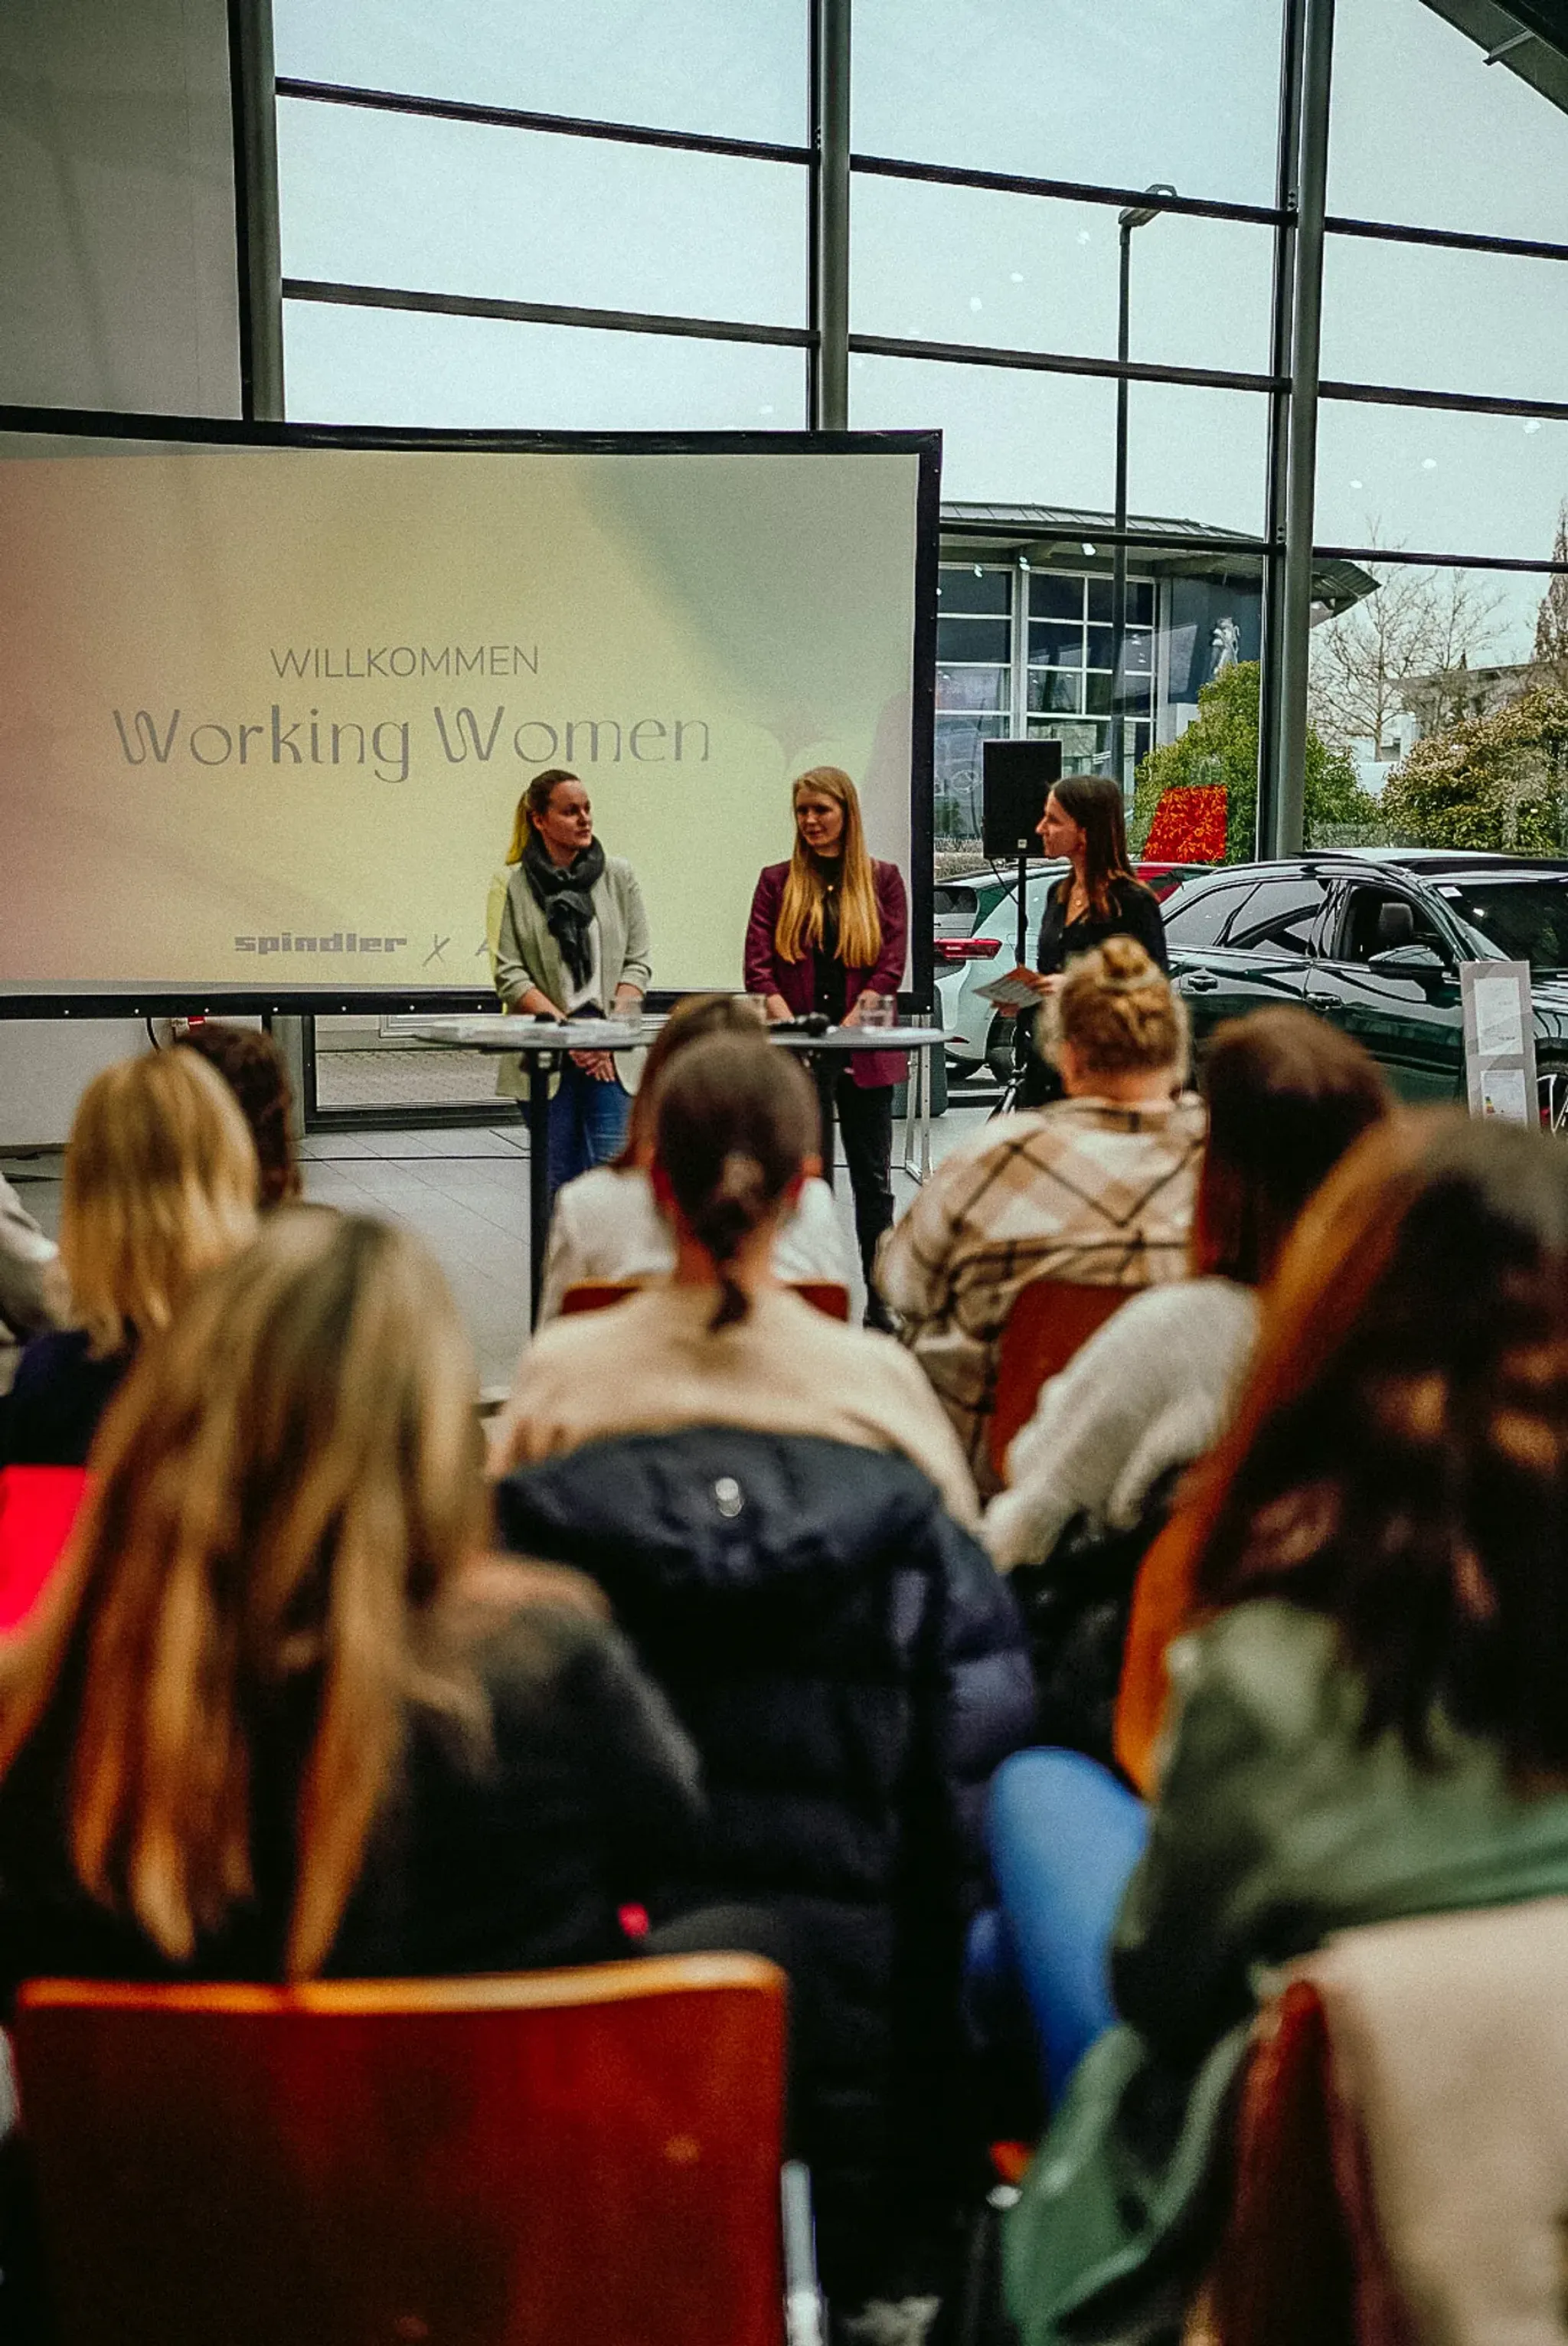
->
<box><xmin>978</xmin><ymin>1748</ymin><xmax>1148</xmax><ymax>2104</ymax></box>
<box><xmin>545</xmin><ymin>1054</ymin><xmax>632</xmax><ymax>1209</ymax></box>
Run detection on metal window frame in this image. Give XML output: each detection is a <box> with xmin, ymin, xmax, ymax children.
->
<box><xmin>247</xmin><ymin>0</ymin><xmax>1568</xmax><ymax>894</ymax></box>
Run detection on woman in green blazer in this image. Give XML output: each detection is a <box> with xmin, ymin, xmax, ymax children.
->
<box><xmin>491</xmin><ymin>769</ymin><xmax>652</xmax><ymax>1206</ymax></box>
<box><xmin>1004</xmin><ymin>1113</ymin><xmax>1568</xmax><ymax>2346</ymax></box>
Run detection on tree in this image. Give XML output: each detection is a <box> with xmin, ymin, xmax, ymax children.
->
<box><xmin>1132</xmin><ymin>662</ymin><xmax>1377</xmax><ymax>864</ymax></box>
<box><xmin>1308</xmin><ymin>541</ymin><xmax>1504</xmax><ymax>756</ymax></box>
<box><xmin>1533</xmin><ymin>501</ymin><xmax>1568</xmax><ymax>695</ymax></box>
<box><xmin>1380</xmin><ymin>688</ymin><xmax>1568</xmax><ymax>852</ymax></box>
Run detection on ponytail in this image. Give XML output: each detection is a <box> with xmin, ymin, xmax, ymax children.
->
<box><xmin>653</xmin><ymin>1035</ymin><xmax>818</xmax><ymax>1331</ymax></box>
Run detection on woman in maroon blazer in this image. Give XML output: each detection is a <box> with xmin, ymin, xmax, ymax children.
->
<box><xmin>743</xmin><ymin>766</ymin><xmax>909</xmax><ymax>1328</ymax></box>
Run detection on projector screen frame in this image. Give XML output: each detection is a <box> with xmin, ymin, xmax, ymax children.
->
<box><xmin>0</xmin><ymin>404</ymin><xmax>940</xmax><ymax>1018</ymax></box>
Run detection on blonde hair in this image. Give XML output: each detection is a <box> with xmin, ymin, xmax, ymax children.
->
<box><xmin>774</xmin><ymin>767</ymin><xmax>883</xmax><ymax>969</ymax></box>
<box><xmin>0</xmin><ymin>1210</ymin><xmax>489</xmax><ymax>1979</ymax></box>
<box><xmin>62</xmin><ymin>1050</ymin><xmax>260</xmax><ymax>1356</ymax></box>
<box><xmin>1042</xmin><ymin>936</ymin><xmax>1188</xmax><ymax>1078</ymax></box>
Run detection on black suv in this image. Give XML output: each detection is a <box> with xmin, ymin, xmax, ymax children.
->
<box><xmin>1160</xmin><ymin>850</ymin><xmax>1568</xmax><ymax>1106</ymax></box>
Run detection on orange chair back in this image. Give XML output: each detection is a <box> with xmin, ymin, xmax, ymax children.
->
<box><xmin>792</xmin><ymin>1280</ymin><xmax>851</xmax><ymax>1322</ymax></box>
<box><xmin>13</xmin><ymin>1955</ymin><xmax>788</xmax><ymax>2346</ymax></box>
<box><xmin>561</xmin><ymin>1279</ymin><xmax>851</xmax><ymax>1322</ymax></box>
<box><xmin>989</xmin><ymin>1281</ymin><xmax>1132</xmax><ymax>1481</ymax></box>
<box><xmin>0</xmin><ymin>1464</ymin><xmax>89</xmax><ymax>1633</ymax></box>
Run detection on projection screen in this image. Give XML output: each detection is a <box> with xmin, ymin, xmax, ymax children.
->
<box><xmin>0</xmin><ymin>421</ymin><xmax>939</xmax><ymax>1010</ymax></box>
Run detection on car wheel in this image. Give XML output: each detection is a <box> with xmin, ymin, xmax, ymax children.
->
<box><xmin>1539</xmin><ymin>1056</ymin><xmax>1568</xmax><ymax>1131</ymax></box>
<box><xmin>985</xmin><ymin>1013</ymin><xmax>1018</xmax><ymax>1087</ymax></box>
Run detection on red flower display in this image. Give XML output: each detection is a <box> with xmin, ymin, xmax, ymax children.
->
<box><xmin>1144</xmin><ymin>783</ymin><xmax>1227</xmax><ymax>864</ymax></box>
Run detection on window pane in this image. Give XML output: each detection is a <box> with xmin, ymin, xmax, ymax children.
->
<box><xmin>851</xmin><ymin>353</ymin><xmax>1114</xmax><ymax>506</ymax></box>
<box><xmin>937</xmin><ymin>663</ymin><xmax>1008</xmax><ymax>713</ymax></box>
<box><xmin>1165</xmin><ymin>879</ymin><xmax>1258</xmax><ymax>948</ymax></box>
<box><xmin>1128</xmin><ymin>381</ymin><xmax>1271</xmax><ymax>537</ymax></box>
<box><xmin>937</xmin><ymin>615</ymin><xmax>1010</xmax><ymax>662</ymax></box>
<box><xmin>1028</xmin><ymin>669</ymin><xmax>1083</xmax><ymax>715</ymax></box>
<box><xmin>283</xmin><ymin>301</ymin><xmax>807</xmax><ymax>429</ymax></box>
<box><xmin>938</xmin><ymin>564</ymin><xmax>1011</xmax><ymax>615</ymax></box>
<box><xmin>1031</xmin><ymin>574</ymin><xmax>1081</xmax><ymax>620</ymax></box>
<box><xmin>1226</xmin><ymin>877</ymin><xmax>1329</xmax><ymax>956</ymax></box>
<box><xmin>936</xmin><ymin>713</ymin><xmax>1007</xmax><ymax>845</ymax></box>
<box><xmin>851</xmin><ymin>0</ymin><xmax>1285</xmax><ymax>208</ymax></box>
<box><xmin>1315</xmin><ymin>404</ymin><xmax>1567</xmax><ymax>562</ymax></box>
<box><xmin>279</xmin><ymin>101</ymin><xmax>806</xmax><ymax>329</ymax></box>
<box><xmin>1308</xmin><ymin>557</ymin><xmax>1563</xmax><ymax>811</ymax></box>
<box><xmin>1029</xmin><ymin>619</ymin><xmax>1082</xmax><ymax>668</ymax></box>
<box><xmin>1029</xmin><ymin>716</ymin><xmax>1104</xmax><ymax>777</ymax></box>
<box><xmin>273</xmin><ymin>0</ymin><xmax>808</xmax><ymax>148</ymax></box>
<box><xmin>851</xmin><ymin>181</ymin><xmax>1272</xmax><ymax>375</ymax></box>
<box><xmin>1086</xmin><ymin>623</ymin><xmax>1115</xmax><ymax>670</ymax></box>
<box><xmin>1321</xmin><ymin>236</ymin><xmax>1568</xmax><ymax>407</ymax></box>
<box><xmin>1328</xmin><ymin>0</ymin><xmax>1568</xmax><ymax>246</ymax></box>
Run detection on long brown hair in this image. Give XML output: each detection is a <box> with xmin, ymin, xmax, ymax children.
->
<box><xmin>0</xmin><ymin>1211</ymin><xmax>488</xmax><ymax>1977</ymax></box>
<box><xmin>175</xmin><ymin>1022</ymin><xmax>302</xmax><ymax>1209</ymax></box>
<box><xmin>613</xmin><ymin>992</ymin><xmax>770</xmax><ymax>1168</ymax></box>
<box><xmin>62</xmin><ymin>1049</ymin><xmax>260</xmax><ymax>1355</ymax></box>
<box><xmin>774</xmin><ymin>767</ymin><xmax>883</xmax><ymax>969</ymax></box>
<box><xmin>1051</xmin><ymin>773</ymin><xmax>1137</xmax><ymax>920</ymax></box>
<box><xmin>1187</xmin><ymin>1113</ymin><xmax>1568</xmax><ymax>1776</ymax></box>
<box><xmin>654</xmin><ymin>1034</ymin><xmax>818</xmax><ymax>1331</ymax></box>
<box><xmin>1192</xmin><ymin>1010</ymin><xmax>1392</xmax><ymax>1286</ymax></box>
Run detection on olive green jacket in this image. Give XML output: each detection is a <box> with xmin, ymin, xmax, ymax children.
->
<box><xmin>1004</xmin><ymin>1600</ymin><xmax>1568</xmax><ymax>2346</ymax></box>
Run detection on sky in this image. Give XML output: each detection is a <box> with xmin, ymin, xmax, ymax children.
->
<box><xmin>273</xmin><ymin>0</ymin><xmax>1566</xmax><ymax>662</ymax></box>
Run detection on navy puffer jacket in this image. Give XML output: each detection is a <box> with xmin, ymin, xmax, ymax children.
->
<box><xmin>495</xmin><ymin>1427</ymin><xmax>1036</xmax><ymax>2289</ymax></box>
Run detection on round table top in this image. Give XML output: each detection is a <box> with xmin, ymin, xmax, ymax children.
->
<box><xmin>400</xmin><ymin>1014</ymin><xmax>956</xmax><ymax>1053</ymax></box>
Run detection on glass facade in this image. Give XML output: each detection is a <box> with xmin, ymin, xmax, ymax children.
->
<box><xmin>269</xmin><ymin>0</ymin><xmax>1567</xmax><ymax>867</ymax></box>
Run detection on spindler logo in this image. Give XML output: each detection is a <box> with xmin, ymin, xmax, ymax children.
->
<box><xmin>234</xmin><ymin>928</ymin><xmax>410</xmax><ymax>957</ymax></box>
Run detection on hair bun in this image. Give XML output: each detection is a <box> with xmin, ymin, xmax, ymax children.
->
<box><xmin>1096</xmin><ymin>936</ymin><xmax>1156</xmax><ymax>990</ymax></box>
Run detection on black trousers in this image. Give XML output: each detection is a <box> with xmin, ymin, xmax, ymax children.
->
<box><xmin>834</xmin><ymin>1075</ymin><xmax>896</xmax><ymax>1285</ymax></box>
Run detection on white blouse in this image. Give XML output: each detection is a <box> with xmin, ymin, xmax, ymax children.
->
<box><xmin>536</xmin><ymin>1165</ymin><xmax>853</xmax><ymax>1325</ymax></box>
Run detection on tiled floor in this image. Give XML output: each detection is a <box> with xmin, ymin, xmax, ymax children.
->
<box><xmin>2</xmin><ymin>1097</ymin><xmax>995</xmax><ymax>1396</ymax></box>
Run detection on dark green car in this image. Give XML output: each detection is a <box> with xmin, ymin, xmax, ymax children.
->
<box><xmin>1161</xmin><ymin>850</ymin><xmax>1568</xmax><ymax>1114</ymax></box>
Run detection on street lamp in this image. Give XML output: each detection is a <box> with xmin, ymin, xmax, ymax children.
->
<box><xmin>1109</xmin><ymin>182</ymin><xmax>1177</xmax><ymax>798</ymax></box>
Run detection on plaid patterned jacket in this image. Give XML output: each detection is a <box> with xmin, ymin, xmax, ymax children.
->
<box><xmin>877</xmin><ymin>1094</ymin><xmax>1206</xmax><ymax>1495</ymax></box>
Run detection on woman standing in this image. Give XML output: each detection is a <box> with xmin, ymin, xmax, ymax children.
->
<box><xmin>1011</xmin><ymin>774</ymin><xmax>1168</xmax><ymax>1109</ymax></box>
<box><xmin>743</xmin><ymin>767</ymin><xmax>908</xmax><ymax>1325</ymax></box>
<box><xmin>493</xmin><ymin>769</ymin><xmax>652</xmax><ymax>1206</ymax></box>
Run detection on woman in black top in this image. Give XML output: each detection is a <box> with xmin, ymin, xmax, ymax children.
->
<box><xmin>1011</xmin><ymin>773</ymin><xmax>1168</xmax><ymax>1108</ymax></box>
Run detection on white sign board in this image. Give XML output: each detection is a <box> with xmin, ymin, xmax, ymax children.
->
<box><xmin>1461</xmin><ymin>961</ymin><xmax>1537</xmax><ymax>1123</ymax></box>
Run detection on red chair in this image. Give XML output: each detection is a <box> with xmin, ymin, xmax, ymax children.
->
<box><xmin>988</xmin><ymin>1282</ymin><xmax>1133</xmax><ymax>1483</ymax></box>
<box><xmin>1199</xmin><ymin>1981</ymin><xmax>1410</xmax><ymax>2346</ymax></box>
<box><xmin>13</xmin><ymin>1955</ymin><xmax>793</xmax><ymax>2346</ymax></box>
<box><xmin>0</xmin><ymin>1465</ymin><xmax>88</xmax><ymax>1632</ymax></box>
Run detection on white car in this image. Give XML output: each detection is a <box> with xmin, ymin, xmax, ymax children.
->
<box><xmin>939</xmin><ymin>864</ymin><xmax>1070</xmax><ymax>1081</ymax></box>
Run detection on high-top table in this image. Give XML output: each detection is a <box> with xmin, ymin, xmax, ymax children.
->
<box><xmin>400</xmin><ymin>1012</ymin><xmax>955</xmax><ymax>1325</ymax></box>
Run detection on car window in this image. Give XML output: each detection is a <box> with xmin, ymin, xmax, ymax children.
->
<box><xmin>1434</xmin><ymin>878</ymin><xmax>1568</xmax><ymax>975</ymax></box>
<box><xmin>1339</xmin><ymin>887</ymin><xmax>1446</xmax><ymax>964</ymax></box>
<box><xmin>1224</xmin><ymin>877</ymin><xmax>1331</xmax><ymax>959</ymax></box>
<box><xmin>1162</xmin><ymin>881</ymin><xmax>1257</xmax><ymax>949</ymax></box>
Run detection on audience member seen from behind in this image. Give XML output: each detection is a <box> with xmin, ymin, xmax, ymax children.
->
<box><xmin>0</xmin><ymin>1175</ymin><xmax>67</xmax><ymax>1397</ymax></box>
<box><xmin>537</xmin><ymin>992</ymin><xmax>849</xmax><ymax>1322</ymax></box>
<box><xmin>1004</xmin><ymin>1115</ymin><xmax>1568</xmax><ymax>2346</ymax></box>
<box><xmin>880</xmin><ymin>936</ymin><xmax>1203</xmax><ymax>1496</ymax></box>
<box><xmin>493</xmin><ymin>1034</ymin><xmax>1034</xmax><ymax>2308</ymax></box>
<box><xmin>175</xmin><ymin>1020</ymin><xmax>302</xmax><ymax>1208</ymax></box>
<box><xmin>0</xmin><ymin>1050</ymin><xmax>257</xmax><ymax>1469</ymax></box>
<box><xmin>986</xmin><ymin>1008</ymin><xmax>1392</xmax><ymax>1570</ymax></box>
<box><xmin>494</xmin><ymin>1031</ymin><xmax>978</xmax><ymax>1524</ymax></box>
<box><xmin>0</xmin><ymin>1209</ymin><xmax>704</xmax><ymax>2004</ymax></box>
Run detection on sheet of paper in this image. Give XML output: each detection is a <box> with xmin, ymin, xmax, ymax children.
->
<box><xmin>1472</xmin><ymin>973</ymin><xmax>1524</xmax><ymax>1058</ymax></box>
<box><xmin>1478</xmin><ymin>1067</ymin><xmax>1530</xmax><ymax>1122</ymax></box>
